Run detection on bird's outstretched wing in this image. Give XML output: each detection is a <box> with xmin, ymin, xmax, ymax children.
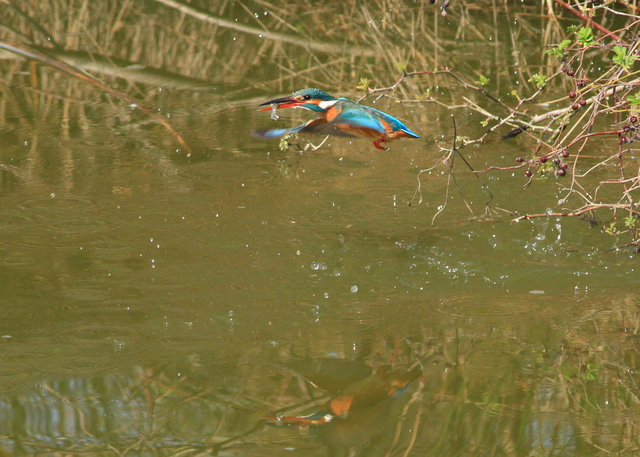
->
<box><xmin>332</xmin><ymin>100</ymin><xmax>420</xmax><ymax>138</ymax></box>
<box><xmin>252</xmin><ymin>117</ymin><xmax>357</xmax><ymax>140</ymax></box>
<box><xmin>330</xmin><ymin>103</ymin><xmax>386</xmax><ymax>134</ymax></box>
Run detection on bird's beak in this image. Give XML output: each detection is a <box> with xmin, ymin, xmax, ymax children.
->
<box><xmin>258</xmin><ymin>96</ymin><xmax>305</xmax><ymax>111</ymax></box>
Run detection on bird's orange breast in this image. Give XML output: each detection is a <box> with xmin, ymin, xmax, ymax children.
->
<box><xmin>324</xmin><ymin>105</ymin><xmax>342</xmax><ymax>122</ymax></box>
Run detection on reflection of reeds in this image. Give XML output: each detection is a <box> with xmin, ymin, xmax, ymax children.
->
<box><xmin>0</xmin><ymin>39</ymin><xmax>192</xmax><ymax>152</ymax></box>
<box><xmin>0</xmin><ymin>0</ymin><xmax>552</xmax><ymax>94</ymax></box>
<box><xmin>155</xmin><ymin>0</ymin><xmax>376</xmax><ymax>57</ymax></box>
<box><xmin>0</xmin><ymin>0</ymin><xmax>566</xmax><ymax>118</ymax></box>
<box><xmin>2</xmin><ymin>294</ymin><xmax>640</xmax><ymax>455</ymax></box>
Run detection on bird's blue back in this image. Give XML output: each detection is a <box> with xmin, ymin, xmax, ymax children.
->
<box><xmin>334</xmin><ymin>98</ymin><xmax>418</xmax><ymax>137</ymax></box>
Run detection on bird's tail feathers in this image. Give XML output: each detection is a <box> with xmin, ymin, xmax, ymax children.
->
<box><xmin>252</xmin><ymin>120</ymin><xmax>318</xmax><ymax>140</ymax></box>
<box><xmin>400</xmin><ymin>128</ymin><xmax>420</xmax><ymax>138</ymax></box>
<box><xmin>251</xmin><ymin>128</ymin><xmax>292</xmax><ymax>139</ymax></box>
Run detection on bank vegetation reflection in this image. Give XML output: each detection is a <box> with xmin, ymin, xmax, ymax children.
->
<box><xmin>2</xmin><ymin>301</ymin><xmax>640</xmax><ymax>456</ymax></box>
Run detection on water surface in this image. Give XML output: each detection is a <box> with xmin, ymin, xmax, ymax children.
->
<box><xmin>0</xmin><ymin>1</ymin><xmax>639</xmax><ymax>456</ymax></box>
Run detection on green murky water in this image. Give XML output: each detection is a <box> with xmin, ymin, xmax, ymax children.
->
<box><xmin>0</xmin><ymin>1</ymin><xmax>639</xmax><ymax>456</ymax></box>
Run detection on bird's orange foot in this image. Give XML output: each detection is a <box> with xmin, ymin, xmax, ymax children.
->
<box><xmin>373</xmin><ymin>138</ymin><xmax>389</xmax><ymax>150</ymax></box>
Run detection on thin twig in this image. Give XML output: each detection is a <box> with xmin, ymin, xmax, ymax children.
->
<box><xmin>552</xmin><ymin>0</ymin><xmax>626</xmax><ymax>44</ymax></box>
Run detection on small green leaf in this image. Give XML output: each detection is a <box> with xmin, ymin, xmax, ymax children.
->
<box><xmin>559</xmin><ymin>39</ymin><xmax>572</xmax><ymax>51</ymax></box>
<box><xmin>629</xmin><ymin>94</ymin><xmax>640</xmax><ymax>107</ymax></box>
<box><xmin>547</xmin><ymin>39</ymin><xmax>573</xmax><ymax>59</ymax></box>
<box><xmin>603</xmin><ymin>222</ymin><xmax>618</xmax><ymax>236</ymax></box>
<box><xmin>455</xmin><ymin>136</ymin><xmax>470</xmax><ymax>147</ymax></box>
<box><xmin>475</xmin><ymin>75</ymin><xmax>489</xmax><ymax>86</ymax></box>
<box><xmin>529</xmin><ymin>73</ymin><xmax>547</xmax><ymax>88</ymax></box>
<box><xmin>547</xmin><ymin>48</ymin><xmax>562</xmax><ymax>59</ymax></box>
<box><xmin>566</xmin><ymin>25</ymin><xmax>578</xmax><ymax>33</ymax></box>
<box><xmin>613</xmin><ymin>46</ymin><xmax>627</xmax><ymax>59</ymax></box>
<box><xmin>625</xmin><ymin>214</ymin><xmax>638</xmax><ymax>228</ymax></box>
<box><xmin>612</xmin><ymin>45</ymin><xmax>637</xmax><ymax>70</ymax></box>
<box><xmin>356</xmin><ymin>77</ymin><xmax>371</xmax><ymax>91</ymax></box>
<box><xmin>576</xmin><ymin>27</ymin><xmax>595</xmax><ymax>47</ymax></box>
<box><xmin>395</xmin><ymin>62</ymin><xmax>407</xmax><ymax>72</ymax></box>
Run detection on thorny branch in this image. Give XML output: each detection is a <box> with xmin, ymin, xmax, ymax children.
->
<box><xmin>361</xmin><ymin>16</ymin><xmax>640</xmax><ymax>251</ymax></box>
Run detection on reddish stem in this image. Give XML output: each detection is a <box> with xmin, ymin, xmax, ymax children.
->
<box><xmin>552</xmin><ymin>0</ymin><xmax>625</xmax><ymax>44</ymax></box>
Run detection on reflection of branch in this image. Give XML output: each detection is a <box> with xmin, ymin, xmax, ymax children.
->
<box><xmin>0</xmin><ymin>47</ymin><xmax>218</xmax><ymax>91</ymax></box>
<box><xmin>385</xmin><ymin>375</ymin><xmax>424</xmax><ymax>457</ymax></box>
<box><xmin>0</xmin><ymin>39</ymin><xmax>192</xmax><ymax>154</ymax></box>
<box><xmin>153</xmin><ymin>0</ymin><xmax>375</xmax><ymax>57</ymax></box>
<box><xmin>211</xmin><ymin>421</ymin><xmax>267</xmax><ymax>455</ymax></box>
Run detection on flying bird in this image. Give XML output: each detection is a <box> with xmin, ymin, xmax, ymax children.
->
<box><xmin>253</xmin><ymin>88</ymin><xmax>419</xmax><ymax>150</ymax></box>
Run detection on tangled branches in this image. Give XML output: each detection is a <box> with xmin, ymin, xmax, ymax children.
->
<box><xmin>363</xmin><ymin>9</ymin><xmax>640</xmax><ymax>252</ymax></box>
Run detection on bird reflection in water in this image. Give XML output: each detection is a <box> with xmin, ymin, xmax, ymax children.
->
<box><xmin>265</xmin><ymin>357</ymin><xmax>423</xmax><ymax>456</ymax></box>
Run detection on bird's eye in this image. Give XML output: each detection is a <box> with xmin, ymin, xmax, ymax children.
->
<box><xmin>303</xmin><ymin>95</ymin><xmax>311</xmax><ymax>100</ymax></box>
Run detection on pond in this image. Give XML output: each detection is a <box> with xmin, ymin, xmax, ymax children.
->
<box><xmin>0</xmin><ymin>1</ymin><xmax>639</xmax><ymax>456</ymax></box>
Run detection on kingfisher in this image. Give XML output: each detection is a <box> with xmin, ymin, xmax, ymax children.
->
<box><xmin>253</xmin><ymin>88</ymin><xmax>419</xmax><ymax>150</ymax></box>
